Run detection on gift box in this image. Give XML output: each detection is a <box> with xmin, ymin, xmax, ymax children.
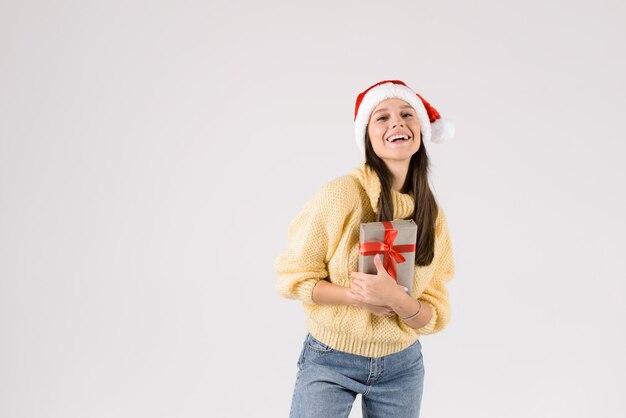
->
<box><xmin>358</xmin><ymin>219</ymin><xmax>417</xmax><ymax>294</ymax></box>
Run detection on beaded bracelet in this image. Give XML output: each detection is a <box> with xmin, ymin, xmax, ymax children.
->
<box><xmin>400</xmin><ymin>300</ymin><xmax>422</xmax><ymax>321</ymax></box>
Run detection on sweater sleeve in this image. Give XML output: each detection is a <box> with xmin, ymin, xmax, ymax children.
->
<box><xmin>273</xmin><ymin>177</ymin><xmax>356</xmax><ymax>304</ymax></box>
<box><xmin>416</xmin><ymin>208</ymin><xmax>455</xmax><ymax>335</ymax></box>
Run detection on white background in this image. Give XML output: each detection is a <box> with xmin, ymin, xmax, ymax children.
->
<box><xmin>1</xmin><ymin>1</ymin><xmax>625</xmax><ymax>417</ymax></box>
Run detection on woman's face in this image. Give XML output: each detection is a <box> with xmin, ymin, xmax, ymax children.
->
<box><xmin>367</xmin><ymin>98</ymin><xmax>421</xmax><ymax>163</ymax></box>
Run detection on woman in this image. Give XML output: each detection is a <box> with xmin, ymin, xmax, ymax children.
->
<box><xmin>274</xmin><ymin>79</ymin><xmax>456</xmax><ymax>418</ymax></box>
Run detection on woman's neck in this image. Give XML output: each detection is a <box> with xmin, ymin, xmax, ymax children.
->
<box><xmin>385</xmin><ymin>160</ymin><xmax>410</xmax><ymax>192</ymax></box>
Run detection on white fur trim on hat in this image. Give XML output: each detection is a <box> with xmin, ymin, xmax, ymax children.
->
<box><xmin>430</xmin><ymin>118</ymin><xmax>455</xmax><ymax>144</ymax></box>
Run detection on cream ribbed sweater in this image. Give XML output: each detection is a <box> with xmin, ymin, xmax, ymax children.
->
<box><xmin>273</xmin><ymin>162</ymin><xmax>455</xmax><ymax>357</ymax></box>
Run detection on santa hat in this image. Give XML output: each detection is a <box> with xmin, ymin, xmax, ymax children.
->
<box><xmin>354</xmin><ymin>79</ymin><xmax>455</xmax><ymax>154</ymax></box>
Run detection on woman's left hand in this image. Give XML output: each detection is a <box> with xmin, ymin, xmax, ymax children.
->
<box><xmin>348</xmin><ymin>254</ymin><xmax>407</xmax><ymax>307</ymax></box>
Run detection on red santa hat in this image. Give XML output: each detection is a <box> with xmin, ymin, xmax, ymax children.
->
<box><xmin>354</xmin><ymin>79</ymin><xmax>455</xmax><ymax>154</ymax></box>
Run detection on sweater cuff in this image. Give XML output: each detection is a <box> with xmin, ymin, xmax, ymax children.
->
<box><xmin>416</xmin><ymin>300</ymin><xmax>438</xmax><ymax>334</ymax></box>
<box><xmin>296</xmin><ymin>278</ymin><xmax>322</xmax><ymax>305</ymax></box>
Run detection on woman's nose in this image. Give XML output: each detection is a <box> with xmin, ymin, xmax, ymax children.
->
<box><xmin>392</xmin><ymin>118</ymin><xmax>404</xmax><ymax>128</ymax></box>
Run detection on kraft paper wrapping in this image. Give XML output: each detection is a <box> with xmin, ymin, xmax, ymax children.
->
<box><xmin>358</xmin><ymin>219</ymin><xmax>417</xmax><ymax>294</ymax></box>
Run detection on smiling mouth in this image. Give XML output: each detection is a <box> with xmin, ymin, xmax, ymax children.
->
<box><xmin>386</xmin><ymin>134</ymin><xmax>411</xmax><ymax>143</ymax></box>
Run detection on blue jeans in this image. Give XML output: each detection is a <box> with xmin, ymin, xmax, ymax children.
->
<box><xmin>289</xmin><ymin>333</ymin><xmax>425</xmax><ymax>418</ymax></box>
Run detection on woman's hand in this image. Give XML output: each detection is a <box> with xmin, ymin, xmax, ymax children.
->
<box><xmin>312</xmin><ymin>278</ymin><xmax>395</xmax><ymax>317</ymax></box>
<box><xmin>348</xmin><ymin>254</ymin><xmax>407</xmax><ymax>307</ymax></box>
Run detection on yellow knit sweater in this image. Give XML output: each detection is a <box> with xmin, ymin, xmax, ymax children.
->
<box><xmin>273</xmin><ymin>162</ymin><xmax>455</xmax><ymax>357</ymax></box>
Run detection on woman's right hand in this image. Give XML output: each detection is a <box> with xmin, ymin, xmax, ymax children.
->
<box><xmin>311</xmin><ymin>280</ymin><xmax>394</xmax><ymax>317</ymax></box>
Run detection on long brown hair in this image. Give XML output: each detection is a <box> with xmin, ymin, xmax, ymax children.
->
<box><xmin>364</xmin><ymin>130</ymin><xmax>438</xmax><ymax>266</ymax></box>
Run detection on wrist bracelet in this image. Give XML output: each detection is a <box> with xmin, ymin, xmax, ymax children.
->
<box><xmin>400</xmin><ymin>300</ymin><xmax>422</xmax><ymax>321</ymax></box>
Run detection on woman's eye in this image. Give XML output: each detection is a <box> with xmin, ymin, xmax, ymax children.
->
<box><xmin>402</xmin><ymin>113</ymin><xmax>413</xmax><ymax>118</ymax></box>
<box><xmin>377</xmin><ymin>116</ymin><xmax>387</xmax><ymax>121</ymax></box>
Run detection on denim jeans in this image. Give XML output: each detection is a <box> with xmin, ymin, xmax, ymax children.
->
<box><xmin>289</xmin><ymin>333</ymin><xmax>425</xmax><ymax>418</ymax></box>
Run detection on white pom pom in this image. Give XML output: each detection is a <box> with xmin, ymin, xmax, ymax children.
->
<box><xmin>430</xmin><ymin>118</ymin><xmax>455</xmax><ymax>143</ymax></box>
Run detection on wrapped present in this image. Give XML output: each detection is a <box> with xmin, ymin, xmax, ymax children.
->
<box><xmin>358</xmin><ymin>219</ymin><xmax>417</xmax><ymax>294</ymax></box>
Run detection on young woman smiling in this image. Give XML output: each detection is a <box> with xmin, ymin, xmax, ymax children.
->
<box><xmin>274</xmin><ymin>79</ymin><xmax>456</xmax><ymax>418</ymax></box>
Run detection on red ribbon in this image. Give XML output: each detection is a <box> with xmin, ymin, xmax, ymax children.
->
<box><xmin>358</xmin><ymin>221</ymin><xmax>416</xmax><ymax>280</ymax></box>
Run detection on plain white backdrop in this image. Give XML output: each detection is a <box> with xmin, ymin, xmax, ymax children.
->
<box><xmin>1</xmin><ymin>0</ymin><xmax>625</xmax><ymax>417</ymax></box>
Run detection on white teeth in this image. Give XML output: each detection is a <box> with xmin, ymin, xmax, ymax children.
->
<box><xmin>387</xmin><ymin>134</ymin><xmax>409</xmax><ymax>142</ymax></box>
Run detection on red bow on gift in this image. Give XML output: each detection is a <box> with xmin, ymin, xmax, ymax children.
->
<box><xmin>358</xmin><ymin>221</ymin><xmax>416</xmax><ymax>280</ymax></box>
